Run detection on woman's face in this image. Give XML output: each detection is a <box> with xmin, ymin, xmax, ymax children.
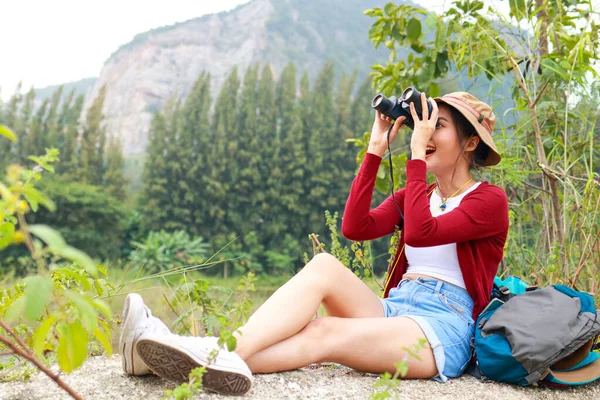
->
<box><xmin>423</xmin><ymin>103</ymin><xmax>471</xmax><ymax>176</ymax></box>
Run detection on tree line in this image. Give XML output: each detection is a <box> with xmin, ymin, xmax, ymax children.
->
<box><xmin>0</xmin><ymin>84</ymin><xmax>127</xmax><ymax>201</ymax></box>
<box><xmin>0</xmin><ymin>62</ymin><xmax>390</xmax><ymax>275</ymax></box>
<box><xmin>138</xmin><ymin>62</ymin><xmax>380</xmax><ymax>273</ymax></box>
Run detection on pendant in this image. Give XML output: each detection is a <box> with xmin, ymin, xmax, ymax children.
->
<box><xmin>440</xmin><ymin>203</ymin><xmax>447</xmax><ymax>211</ymax></box>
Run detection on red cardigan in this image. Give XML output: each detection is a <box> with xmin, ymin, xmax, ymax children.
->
<box><xmin>342</xmin><ymin>153</ymin><xmax>509</xmax><ymax>318</ymax></box>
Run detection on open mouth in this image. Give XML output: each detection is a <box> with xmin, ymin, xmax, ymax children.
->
<box><xmin>426</xmin><ymin>146</ymin><xmax>436</xmax><ymax>156</ymax></box>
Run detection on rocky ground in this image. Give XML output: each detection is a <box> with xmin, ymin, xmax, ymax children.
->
<box><xmin>2</xmin><ymin>355</ymin><xmax>600</xmax><ymax>400</ymax></box>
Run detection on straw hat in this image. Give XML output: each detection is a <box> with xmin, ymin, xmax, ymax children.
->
<box><xmin>434</xmin><ymin>92</ymin><xmax>501</xmax><ymax>166</ymax></box>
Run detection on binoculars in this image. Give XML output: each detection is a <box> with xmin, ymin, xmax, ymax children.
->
<box><xmin>371</xmin><ymin>87</ymin><xmax>433</xmax><ymax>130</ymax></box>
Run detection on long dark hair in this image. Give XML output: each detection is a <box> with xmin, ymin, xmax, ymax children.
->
<box><xmin>447</xmin><ymin>104</ymin><xmax>489</xmax><ymax>170</ymax></box>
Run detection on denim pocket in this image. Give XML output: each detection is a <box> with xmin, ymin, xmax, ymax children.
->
<box><xmin>438</xmin><ymin>292</ymin><xmax>473</xmax><ymax>325</ymax></box>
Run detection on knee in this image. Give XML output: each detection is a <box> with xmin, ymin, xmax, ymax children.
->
<box><xmin>303</xmin><ymin>252</ymin><xmax>346</xmax><ymax>278</ymax></box>
<box><xmin>302</xmin><ymin>317</ymin><xmax>334</xmax><ymax>337</ymax></box>
<box><xmin>300</xmin><ymin>317</ymin><xmax>338</xmax><ymax>360</ymax></box>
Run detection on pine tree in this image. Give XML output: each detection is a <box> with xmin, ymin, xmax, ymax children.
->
<box><xmin>140</xmin><ymin>110</ymin><xmax>170</xmax><ymax>232</ymax></box>
<box><xmin>230</xmin><ymin>64</ymin><xmax>259</xmax><ymax>236</ymax></box>
<box><xmin>181</xmin><ymin>72</ymin><xmax>212</xmax><ymax>236</ymax></box>
<box><xmin>161</xmin><ymin>97</ymin><xmax>184</xmax><ymax>231</ymax></box>
<box><xmin>330</xmin><ymin>70</ymin><xmax>358</xmax><ymax>212</ymax></box>
<box><xmin>54</xmin><ymin>88</ymin><xmax>75</xmax><ymax>163</ymax></box>
<box><xmin>103</xmin><ymin>136</ymin><xmax>128</xmax><ymax>201</ymax></box>
<box><xmin>257</xmin><ymin>65</ymin><xmax>279</xmax><ymax>250</ymax></box>
<box><xmin>270</xmin><ymin>63</ymin><xmax>308</xmax><ymax>268</ymax></box>
<box><xmin>305</xmin><ymin>62</ymin><xmax>337</xmax><ymax>233</ymax></box>
<box><xmin>297</xmin><ymin>70</ymin><xmax>313</xmax><ymax>238</ymax></box>
<box><xmin>44</xmin><ymin>86</ymin><xmax>64</xmax><ymax>148</ymax></box>
<box><xmin>80</xmin><ymin>86</ymin><xmax>107</xmax><ymax>185</ymax></box>
<box><xmin>0</xmin><ymin>84</ymin><xmax>23</xmax><ymax>168</ymax></box>
<box><xmin>208</xmin><ymin>68</ymin><xmax>240</xmax><ymax>242</ymax></box>
<box><xmin>27</xmin><ymin>98</ymin><xmax>49</xmax><ymax>159</ymax></box>
<box><xmin>57</xmin><ymin>89</ymin><xmax>75</xmax><ymax>133</ymax></box>
<box><xmin>58</xmin><ymin>94</ymin><xmax>84</xmax><ymax>177</ymax></box>
<box><xmin>12</xmin><ymin>87</ymin><xmax>35</xmax><ymax>163</ymax></box>
<box><xmin>349</xmin><ymin>77</ymin><xmax>375</xmax><ymax>143</ymax></box>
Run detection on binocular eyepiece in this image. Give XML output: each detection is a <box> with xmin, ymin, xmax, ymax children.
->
<box><xmin>371</xmin><ymin>87</ymin><xmax>433</xmax><ymax>130</ymax></box>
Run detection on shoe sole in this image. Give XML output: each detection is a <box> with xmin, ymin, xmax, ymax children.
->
<box><xmin>136</xmin><ymin>338</ymin><xmax>252</xmax><ymax>396</ymax></box>
<box><xmin>120</xmin><ymin>293</ymin><xmax>147</xmax><ymax>375</ymax></box>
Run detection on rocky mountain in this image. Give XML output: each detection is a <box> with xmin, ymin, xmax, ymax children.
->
<box><xmin>85</xmin><ymin>0</ymin><xmax>389</xmax><ymax>155</ymax></box>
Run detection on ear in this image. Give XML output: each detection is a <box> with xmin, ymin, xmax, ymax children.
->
<box><xmin>466</xmin><ymin>135</ymin><xmax>480</xmax><ymax>152</ymax></box>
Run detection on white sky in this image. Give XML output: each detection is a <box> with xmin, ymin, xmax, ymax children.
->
<box><xmin>0</xmin><ymin>0</ymin><xmax>597</xmax><ymax>101</ymax></box>
<box><xmin>0</xmin><ymin>0</ymin><xmax>251</xmax><ymax>98</ymax></box>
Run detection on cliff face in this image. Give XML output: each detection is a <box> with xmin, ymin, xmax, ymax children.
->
<box><xmin>85</xmin><ymin>0</ymin><xmax>387</xmax><ymax>155</ymax></box>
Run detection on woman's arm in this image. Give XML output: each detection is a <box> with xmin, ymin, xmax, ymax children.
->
<box><xmin>342</xmin><ymin>111</ymin><xmax>407</xmax><ymax>241</ymax></box>
<box><xmin>403</xmin><ymin>160</ymin><xmax>509</xmax><ymax>247</ymax></box>
<box><xmin>341</xmin><ymin>152</ymin><xmax>405</xmax><ymax>241</ymax></box>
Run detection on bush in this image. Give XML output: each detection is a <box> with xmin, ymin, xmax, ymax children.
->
<box><xmin>129</xmin><ymin>230</ymin><xmax>210</xmax><ymax>273</ymax></box>
<box><xmin>31</xmin><ymin>174</ymin><xmax>128</xmax><ymax>260</ymax></box>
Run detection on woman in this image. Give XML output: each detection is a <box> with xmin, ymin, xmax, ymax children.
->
<box><xmin>120</xmin><ymin>92</ymin><xmax>509</xmax><ymax>396</ymax></box>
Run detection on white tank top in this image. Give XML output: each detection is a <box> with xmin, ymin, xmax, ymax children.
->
<box><xmin>405</xmin><ymin>182</ymin><xmax>482</xmax><ymax>289</ymax></box>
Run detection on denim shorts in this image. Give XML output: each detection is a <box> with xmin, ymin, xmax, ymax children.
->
<box><xmin>380</xmin><ymin>277</ymin><xmax>475</xmax><ymax>382</ymax></box>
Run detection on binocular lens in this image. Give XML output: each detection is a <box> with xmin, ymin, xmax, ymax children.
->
<box><xmin>402</xmin><ymin>88</ymin><xmax>413</xmax><ymax>100</ymax></box>
<box><xmin>372</xmin><ymin>94</ymin><xmax>384</xmax><ymax>108</ymax></box>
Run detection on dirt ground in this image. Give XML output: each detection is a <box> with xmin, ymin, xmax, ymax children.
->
<box><xmin>2</xmin><ymin>355</ymin><xmax>600</xmax><ymax>400</ymax></box>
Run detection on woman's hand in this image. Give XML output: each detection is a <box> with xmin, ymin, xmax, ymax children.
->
<box><xmin>367</xmin><ymin>111</ymin><xmax>406</xmax><ymax>157</ymax></box>
<box><xmin>409</xmin><ymin>93</ymin><xmax>438</xmax><ymax>160</ymax></box>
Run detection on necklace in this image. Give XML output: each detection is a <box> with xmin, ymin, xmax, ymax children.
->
<box><xmin>437</xmin><ymin>178</ymin><xmax>473</xmax><ymax>211</ymax></box>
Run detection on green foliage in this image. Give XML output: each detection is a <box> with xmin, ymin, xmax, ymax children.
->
<box><xmin>0</xmin><ymin>124</ymin><xmax>17</xmax><ymax>142</ymax></box>
<box><xmin>163</xmin><ymin>366</ymin><xmax>207</xmax><ymax>400</ymax></box>
<box><xmin>103</xmin><ymin>136</ymin><xmax>129</xmax><ymax>202</ymax></box>
<box><xmin>169</xmin><ymin>271</ymin><xmax>256</xmax><ymax>343</ymax></box>
<box><xmin>79</xmin><ymin>85</ymin><xmax>107</xmax><ymax>186</ymax></box>
<box><xmin>19</xmin><ymin>174</ymin><xmax>128</xmax><ymax>264</ymax></box>
<box><xmin>130</xmin><ymin>230</ymin><xmax>211</xmax><ymax>273</ymax></box>
<box><xmin>138</xmin><ymin>61</ymin><xmax>393</xmax><ymax>275</ymax></box>
<box><xmin>0</xmin><ymin>144</ymin><xmax>114</xmax><ymax>387</ymax></box>
<box><xmin>307</xmin><ymin>211</ymin><xmax>385</xmax><ymax>290</ymax></box>
<box><xmin>370</xmin><ymin>338</ymin><xmax>427</xmax><ymax>399</ymax></box>
<box><xmin>365</xmin><ymin>1</ymin><xmax>600</xmax><ymax>291</ymax></box>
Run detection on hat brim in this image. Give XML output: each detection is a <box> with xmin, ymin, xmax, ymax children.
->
<box><xmin>434</xmin><ymin>97</ymin><xmax>501</xmax><ymax>167</ymax></box>
<box><xmin>545</xmin><ymin>352</ymin><xmax>600</xmax><ymax>386</ymax></box>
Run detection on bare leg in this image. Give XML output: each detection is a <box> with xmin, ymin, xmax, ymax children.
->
<box><xmin>245</xmin><ymin>316</ymin><xmax>437</xmax><ymax>378</ymax></box>
<box><xmin>233</xmin><ymin>253</ymin><xmax>384</xmax><ymax>360</ymax></box>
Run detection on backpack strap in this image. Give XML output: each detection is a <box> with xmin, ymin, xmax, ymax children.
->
<box><xmin>525</xmin><ymin>369</ymin><xmax>550</xmax><ymax>385</ymax></box>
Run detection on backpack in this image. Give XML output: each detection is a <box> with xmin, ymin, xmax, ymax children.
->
<box><xmin>471</xmin><ymin>276</ymin><xmax>600</xmax><ymax>387</ymax></box>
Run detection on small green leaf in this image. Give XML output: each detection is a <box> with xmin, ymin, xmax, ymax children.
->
<box><xmin>96</xmin><ymin>265</ymin><xmax>108</xmax><ymax>277</ymax></box>
<box><xmin>427</xmin><ymin>82</ymin><xmax>441</xmax><ymax>98</ymax></box>
<box><xmin>226</xmin><ymin>335</ymin><xmax>237</xmax><ymax>352</ymax></box>
<box><xmin>57</xmin><ymin>246</ymin><xmax>96</xmax><ymax>275</ymax></box>
<box><xmin>33</xmin><ymin>314</ymin><xmax>58</xmax><ymax>357</ymax></box>
<box><xmin>29</xmin><ymin>225</ymin><xmax>66</xmax><ymax>250</ymax></box>
<box><xmin>23</xmin><ymin>186</ymin><xmax>56</xmax><ymax>212</ymax></box>
<box><xmin>93</xmin><ymin>325</ymin><xmax>113</xmax><ymax>356</ymax></box>
<box><xmin>92</xmin><ymin>299</ymin><xmax>112</xmax><ymax>319</ymax></box>
<box><xmin>407</xmin><ymin>18</ymin><xmax>422</xmax><ymax>41</ymax></box>
<box><xmin>0</xmin><ymin>222</ymin><xmax>16</xmax><ymax>250</ymax></box>
<box><xmin>24</xmin><ymin>276</ymin><xmax>53</xmax><ymax>322</ymax></box>
<box><xmin>0</xmin><ymin>124</ymin><xmax>17</xmax><ymax>142</ymax></box>
<box><xmin>396</xmin><ymin>360</ymin><xmax>409</xmax><ymax>377</ymax></box>
<box><xmin>65</xmin><ymin>290</ymin><xmax>98</xmax><ymax>332</ymax></box>
<box><xmin>57</xmin><ymin>321</ymin><xmax>88</xmax><ymax>373</ymax></box>
<box><xmin>4</xmin><ymin>296</ymin><xmax>26</xmax><ymax>323</ymax></box>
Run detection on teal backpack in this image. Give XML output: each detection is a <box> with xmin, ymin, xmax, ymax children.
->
<box><xmin>471</xmin><ymin>276</ymin><xmax>600</xmax><ymax>387</ymax></box>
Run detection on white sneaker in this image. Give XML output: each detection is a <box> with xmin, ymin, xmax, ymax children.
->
<box><xmin>119</xmin><ymin>293</ymin><xmax>171</xmax><ymax>375</ymax></box>
<box><xmin>136</xmin><ymin>333</ymin><xmax>253</xmax><ymax>396</ymax></box>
